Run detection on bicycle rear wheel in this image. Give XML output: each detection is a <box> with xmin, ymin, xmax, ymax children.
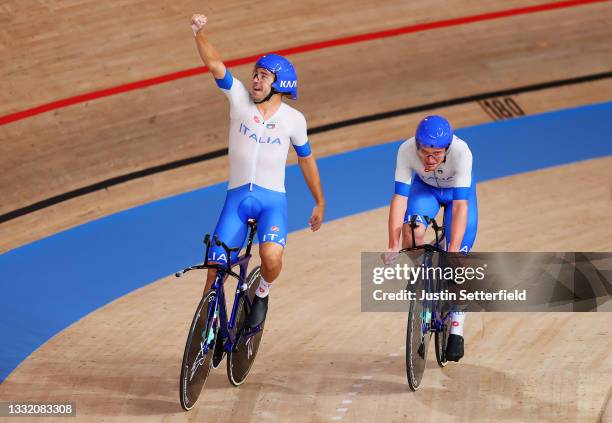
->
<box><xmin>434</xmin><ymin>312</ymin><xmax>451</xmax><ymax>367</ymax></box>
<box><xmin>179</xmin><ymin>290</ymin><xmax>218</xmax><ymax>411</ymax></box>
<box><xmin>434</xmin><ymin>276</ymin><xmax>451</xmax><ymax>368</ymax></box>
<box><xmin>227</xmin><ymin>266</ymin><xmax>265</xmax><ymax>386</ymax></box>
<box><xmin>406</xmin><ymin>278</ymin><xmax>432</xmax><ymax>391</ymax></box>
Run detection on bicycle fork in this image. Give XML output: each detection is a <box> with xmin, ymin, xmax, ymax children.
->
<box><xmin>189</xmin><ymin>300</ymin><xmax>219</xmax><ymax>381</ymax></box>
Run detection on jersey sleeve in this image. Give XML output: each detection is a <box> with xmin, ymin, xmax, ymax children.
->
<box><xmin>290</xmin><ymin>110</ymin><xmax>312</xmax><ymax>157</ymax></box>
<box><xmin>215</xmin><ymin>69</ymin><xmax>251</xmax><ymax>118</ymax></box>
<box><xmin>394</xmin><ymin>140</ymin><xmax>414</xmax><ymax>197</ymax></box>
<box><xmin>452</xmin><ymin>142</ymin><xmax>473</xmax><ymax>200</ymax></box>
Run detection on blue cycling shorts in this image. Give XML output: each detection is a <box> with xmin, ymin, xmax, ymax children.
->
<box><xmin>208</xmin><ymin>184</ymin><xmax>287</xmax><ymax>265</ymax></box>
<box><xmin>403</xmin><ymin>175</ymin><xmax>478</xmax><ymax>254</ymax></box>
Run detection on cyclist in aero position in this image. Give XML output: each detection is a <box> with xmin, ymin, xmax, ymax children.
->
<box><xmin>191</xmin><ymin>14</ymin><xmax>325</xmax><ymax>328</ymax></box>
<box><xmin>387</xmin><ymin>115</ymin><xmax>478</xmax><ymax>361</ymax></box>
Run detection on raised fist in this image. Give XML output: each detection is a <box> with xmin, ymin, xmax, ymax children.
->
<box><xmin>191</xmin><ymin>14</ymin><xmax>208</xmax><ymax>36</ymax></box>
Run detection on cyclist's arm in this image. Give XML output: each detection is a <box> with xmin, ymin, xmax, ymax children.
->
<box><xmin>292</xmin><ymin>113</ymin><xmax>325</xmax><ymax>231</ymax></box>
<box><xmin>298</xmin><ymin>155</ymin><xmax>325</xmax><ymax>232</ymax></box>
<box><xmin>298</xmin><ymin>155</ymin><xmax>325</xmax><ymax>206</ymax></box>
<box><xmin>449</xmin><ymin>143</ymin><xmax>473</xmax><ymax>252</ymax></box>
<box><xmin>194</xmin><ymin>25</ymin><xmax>226</xmax><ymax>79</ymax></box>
<box><xmin>390</xmin><ymin>141</ymin><xmax>413</xmax><ymax>250</ymax></box>
<box><xmin>388</xmin><ymin>194</ymin><xmax>407</xmax><ymax>250</ymax></box>
<box><xmin>448</xmin><ymin>200</ymin><xmax>468</xmax><ymax>252</ymax></box>
<box><xmin>192</xmin><ymin>16</ymin><xmax>249</xmax><ymax>114</ymax></box>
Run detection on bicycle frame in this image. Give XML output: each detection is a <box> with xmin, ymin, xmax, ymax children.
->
<box><xmin>399</xmin><ymin>214</ymin><xmax>450</xmax><ymax>336</ymax></box>
<box><xmin>177</xmin><ymin>219</ymin><xmax>262</xmax><ymax>356</ymax></box>
<box><xmin>211</xmin><ymin>252</ymin><xmax>261</xmax><ymax>355</ymax></box>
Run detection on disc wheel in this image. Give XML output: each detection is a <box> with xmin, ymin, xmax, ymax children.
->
<box><xmin>179</xmin><ymin>290</ymin><xmax>218</xmax><ymax>411</ymax></box>
<box><xmin>227</xmin><ymin>266</ymin><xmax>266</xmax><ymax>386</ymax></box>
<box><xmin>435</xmin><ymin>312</ymin><xmax>451</xmax><ymax>367</ymax></box>
<box><xmin>406</xmin><ymin>280</ymin><xmax>432</xmax><ymax>391</ymax></box>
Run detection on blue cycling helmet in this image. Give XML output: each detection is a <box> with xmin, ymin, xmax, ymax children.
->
<box><xmin>255</xmin><ymin>54</ymin><xmax>298</xmax><ymax>100</ymax></box>
<box><xmin>415</xmin><ymin>115</ymin><xmax>454</xmax><ymax>149</ymax></box>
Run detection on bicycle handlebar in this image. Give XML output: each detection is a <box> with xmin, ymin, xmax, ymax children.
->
<box><xmin>403</xmin><ymin>215</ymin><xmax>446</xmax><ymax>254</ymax></box>
<box><xmin>175</xmin><ymin>220</ymin><xmax>257</xmax><ymax>280</ymax></box>
<box><xmin>175</xmin><ymin>231</ymin><xmax>246</xmax><ymax>279</ymax></box>
<box><xmin>213</xmin><ymin>235</ymin><xmax>240</xmax><ymax>255</ymax></box>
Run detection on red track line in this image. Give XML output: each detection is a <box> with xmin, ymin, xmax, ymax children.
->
<box><xmin>1</xmin><ymin>0</ymin><xmax>608</xmax><ymax>126</ymax></box>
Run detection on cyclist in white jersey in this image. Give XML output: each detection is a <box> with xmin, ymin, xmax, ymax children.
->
<box><xmin>388</xmin><ymin>115</ymin><xmax>478</xmax><ymax>362</ymax></box>
<box><xmin>191</xmin><ymin>14</ymin><xmax>326</xmax><ymax>327</ymax></box>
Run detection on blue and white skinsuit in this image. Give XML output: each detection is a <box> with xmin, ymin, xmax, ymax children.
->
<box><xmin>394</xmin><ymin>136</ymin><xmax>478</xmax><ymax>253</ymax></box>
<box><xmin>208</xmin><ymin>70</ymin><xmax>312</xmax><ymax>264</ymax></box>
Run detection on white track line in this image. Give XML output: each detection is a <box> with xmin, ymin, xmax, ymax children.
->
<box><xmin>330</xmin><ymin>345</ymin><xmax>404</xmax><ymax>420</ymax></box>
<box><xmin>331</xmin><ymin>370</ymin><xmax>376</xmax><ymax>420</ymax></box>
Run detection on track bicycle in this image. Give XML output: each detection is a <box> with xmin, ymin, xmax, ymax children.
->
<box><xmin>176</xmin><ymin>218</ymin><xmax>265</xmax><ymax>410</ymax></box>
<box><xmin>402</xmin><ymin>215</ymin><xmax>453</xmax><ymax>391</ymax></box>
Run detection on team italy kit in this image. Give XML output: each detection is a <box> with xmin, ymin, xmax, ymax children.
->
<box><xmin>208</xmin><ymin>70</ymin><xmax>311</xmax><ymax>264</ymax></box>
<box><xmin>394</xmin><ymin>136</ymin><xmax>478</xmax><ymax>253</ymax></box>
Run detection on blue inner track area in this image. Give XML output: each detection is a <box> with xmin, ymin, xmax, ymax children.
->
<box><xmin>1</xmin><ymin>101</ymin><xmax>611</xmax><ymax>382</ymax></box>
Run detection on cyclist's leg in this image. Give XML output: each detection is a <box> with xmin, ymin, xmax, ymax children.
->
<box><xmin>442</xmin><ymin>181</ymin><xmax>478</xmax><ymax>254</ymax></box>
<box><xmin>259</xmin><ymin>243</ymin><xmax>284</xmax><ymax>281</ymax></box>
<box><xmin>204</xmin><ymin>187</ymin><xmax>250</xmax><ymax>293</ymax></box>
<box><xmin>442</xmin><ymin>181</ymin><xmax>478</xmax><ymax>362</ymax></box>
<box><xmin>246</xmin><ymin>186</ymin><xmax>287</xmax><ymax>327</ymax></box>
<box><xmin>256</xmin><ymin>187</ymin><xmax>287</xmax><ymax>284</ymax></box>
<box><xmin>403</xmin><ymin>176</ymin><xmax>441</xmax><ymax>248</ymax></box>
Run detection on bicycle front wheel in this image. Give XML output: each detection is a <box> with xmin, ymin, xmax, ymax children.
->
<box><xmin>179</xmin><ymin>290</ymin><xmax>218</xmax><ymax>411</ymax></box>
<box><xmin>406</xmin><ymin>281</ymin><xmax>432</xmax><ymax>391</ymax></box>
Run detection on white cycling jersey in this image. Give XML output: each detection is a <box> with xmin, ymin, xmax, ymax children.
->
<box><xmin>394</xmin><ymin>136</ymin><xmax>473</xmax><ymax>194</ymax></box>
<box><xmin>217</xmin><ymin>71</ymin><xmax>311</xmax><ymax>193</ymax></box>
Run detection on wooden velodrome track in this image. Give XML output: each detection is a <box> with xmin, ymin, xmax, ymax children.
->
<box><xmin>1</xmin><ymin>0</ymin><xmax>612</xmax><ymax>421</ymax></box>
